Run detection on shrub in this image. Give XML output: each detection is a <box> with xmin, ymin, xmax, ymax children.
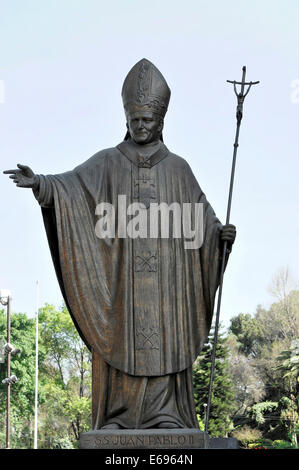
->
<box><xmin>248</xmin><ymin>439</ymin><xmax>273</xmax><ymax>449</ymax></box>
<box><xmin>272</xmin><ymin>440</ymin><xmax>296</xmax><ymax>449</ymax></box>
<box><xmin>231</xmin><ymin>425</ymin><xmax>262</xmax><ymax>448</ymax></box>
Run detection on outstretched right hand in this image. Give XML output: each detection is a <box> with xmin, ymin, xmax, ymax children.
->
<box><xmin>3</xmin><ymin>164</ymin><xmax>38</xmax><ymax>189</ymax></box>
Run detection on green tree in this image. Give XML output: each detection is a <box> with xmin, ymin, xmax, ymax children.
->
<box><xmin>276</xmin><ymin>339</ymin><xmax>299</xmax><ymax>389</ymax></box>
<box><xmin>226</xmin><ymin>333</ymin><xmax>265</xmax><ymax>420</ymax></box>
<box><xmin>38</xmin><ymin>304</ymin><xmax>92</xmax><ymax>448</ymax></box>
<box><xmin>229</xmin><ymin>312</ymin><xmax>262</xmax><ymax>357</ymax></box>
<box><xmin>276</xmin><ymin>340</ymin><xmax>299</xmax><ymax>446</ymax></box>
<box><xmin>0</xmin><ymin>304</ymin><xmax>92</xmax><ymax>449</ymax></box>
<box><xmin>0</xmin><ymin>308</ymin><xmax>43</xmax><ymax>448</ymax></box>
<box><xmin>228</xmin><ymin>269</ymin><xmax>299</xmax><ymax>445</ymax></box>
<box><xmin>192</xmin><ymin>325</ymin><xmax>235</xmax><ymax>437</ymax></box>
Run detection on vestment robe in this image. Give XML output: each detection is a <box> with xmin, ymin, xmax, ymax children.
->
<box><xmin>34</xmin><ymin>138</ymin><xmax>228</xmax><ymax>428</ymax></box>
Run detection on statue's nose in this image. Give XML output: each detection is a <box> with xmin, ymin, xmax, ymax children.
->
<box><xmin>137</xmin><ymin>120</ymin><xmax>144</xmax><ymax>129</ymax></box>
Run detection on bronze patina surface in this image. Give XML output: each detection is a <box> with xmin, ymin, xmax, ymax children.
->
<box><xmin>4</xmin><ymin>59</ymin><xmax>236</xmax><ymax>444</ymax></box>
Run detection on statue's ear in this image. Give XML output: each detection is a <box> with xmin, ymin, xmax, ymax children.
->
<box><xmin>124</xmin><ymin>121</ymin><xmax>130</xmax><ymax>140</ymax></box>
<box><xmin>159</xmin><ymin>119</ymin><xmax>164</xmax><ymax>141</ymax></box>
<box><xmin>124</xmin><ymin>130</ymin><xmax>130</xmax><ymax>141</ymax></box>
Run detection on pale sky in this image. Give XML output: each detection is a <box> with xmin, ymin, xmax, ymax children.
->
<box><xmin>1</xmin><ymin>0</ymin><xmax>299</xmax><ymax>328</ymax></box>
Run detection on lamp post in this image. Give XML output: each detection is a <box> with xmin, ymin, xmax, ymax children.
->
<box><xmin>34</xmin><ymin>281</ymin><xmax>39</xmax><ymax>449</ymax></box>
<box><xmin>203</xmin><ymin>403</ymin><xmax>208</xmax><ymax>430</ymax></box>
<box><xmin>0</xmin><ymin>289</ymin><xmax>19</xmax><ymax>449</ymax></box>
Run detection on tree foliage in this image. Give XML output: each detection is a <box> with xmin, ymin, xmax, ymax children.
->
<box><xmin>1</xmin><ymin>267</ymin><xmax>299</xmax><ymax>448</ymax></box>
<box><xmin>38</xmin><ymin>304</ymin><xmax>91</xmax><ymax>448</ymax></box>
<box><xmin>0</xmin><ymin>309</ymin><xmax>38</xmax><ymax>448</ymax></box>
<box><xmin>0</xmin><ymin>304</ymin><xmax>91</xmax><ymax>449</ymax></box>
<box><xmin>193</xmin><ymin>326</ymin><xmax>235</xmax><ymax>437</ymax></box>
<box><xmin>228</xmin><ymin>269</ymin><xmax>299</xmax><ymax>446</ymax></box>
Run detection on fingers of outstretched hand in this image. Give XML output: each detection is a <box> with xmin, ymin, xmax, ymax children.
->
<box><xmin>4</xmin><ymin>165</ymin><xmax>32</xmax><ymax>176</ymax></box>
<box><xmin>7</xmin><ymin>170</ymin><xmax>21</xmax><ymax>182</ymax></box>
<box><xmin>18</xmin><ymin>164</ymin><xmax>34</xmax><ymax>178</ymax></box>
<box><xmin>3</xmin><ymin>169</ymin><xmax>19</xmax><ymax>174</ymax></box>
<box><xmin>17</xmin><ymin>163</ymin><xmax>30</xmax><ymax>172</ymax></box>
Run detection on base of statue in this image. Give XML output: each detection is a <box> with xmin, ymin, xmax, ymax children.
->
<box><xmin>209</xmin><ymin>437</ymin><xmax>238</xmax><ymax>449</ymax></box>
<box><xmin>79</xmin><ymin>428</ymin><xmax>210</xmax><ymax>449</ymax></box>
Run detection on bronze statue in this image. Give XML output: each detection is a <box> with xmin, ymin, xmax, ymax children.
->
<box><xmin>4</xmin><ymin>59</ymin><xmax>236</xmax><ymax>431</ymax></box>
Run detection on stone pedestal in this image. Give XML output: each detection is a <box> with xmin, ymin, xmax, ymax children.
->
<box><xmin>79</xmin><ymin>429</ymin><xmax>209</xmax><ymax>449</ymax></box>
<box><xmin>208</xmin><ymin>437</ymin><xmax>239</xmax><ymax>449</ymax></box>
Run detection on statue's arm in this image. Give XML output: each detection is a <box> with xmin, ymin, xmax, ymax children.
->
<box><xmin>3</xmin><ymin>164</ymin><xmax>54</xmax><ymax>208</ymax></box>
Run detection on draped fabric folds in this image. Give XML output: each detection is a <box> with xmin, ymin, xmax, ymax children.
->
<box><xmin>37</xmin><ymin>142</ymin><xmax>225</xmax><ymax>377</ymax></box>
<box><xmin>35</xmin><ymin>141</ymin><xmax>227</xmax><ymax>427</ymax></box>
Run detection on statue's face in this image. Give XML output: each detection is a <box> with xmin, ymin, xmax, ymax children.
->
<box><xmin>126</xmin><ymin>111</ymin><xmax>163</xmax><ymax>144</ymax></box>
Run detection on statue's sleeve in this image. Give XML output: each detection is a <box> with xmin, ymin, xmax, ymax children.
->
<box><xmin>32</xmin><ymin>174</ymin><xmax>54</xmax><ymax>208</ymax></box>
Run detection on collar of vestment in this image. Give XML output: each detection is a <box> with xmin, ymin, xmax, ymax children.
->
<box><xmin>117</xmin><ymin>138</ymin><xmax>169</xmax><ymax>168</ymax></box>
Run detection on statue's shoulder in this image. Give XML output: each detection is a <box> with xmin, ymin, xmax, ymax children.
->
<box><xmin>166</xmin><ymin>150</ymin><xmax>193</xmax><ymax>173</ymax></box>
<box><xmin>165</xmin><ymin>149</ymin><xmax>200</xmax><ymax>192</ymax></box>
<box><xmin>74</xmin><ymin>147</ymin><xmax>119</xmax><ymax>172</ymax></box>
